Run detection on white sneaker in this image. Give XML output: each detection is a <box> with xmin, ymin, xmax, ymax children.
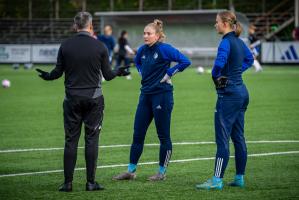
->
<box><xmin>126</xmin><ymin>75</ymin><xmax>132</xmax><ymax>80</ymax></box>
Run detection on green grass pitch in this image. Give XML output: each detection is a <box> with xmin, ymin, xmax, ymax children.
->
<box><xmin>0</xmin><ymin>65</ymin><xmax>299</xmax><ymax>199</ymax></box>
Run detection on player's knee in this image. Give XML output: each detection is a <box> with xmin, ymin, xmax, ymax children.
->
<box><xmin>158</xmin><ymin>135</ymin><xmax>171</xmax><ymax>145</ymax></box>
<box><xmin>216</xmin><ymin>141</ymin><xmax>230</xmax><ymax>152</ymax></box>
<box><xmin>231</xmin><ymin>135</ymin><xmax>245</xmax><ymax>145</ymax></box>
<box><xmin>233</xmin><ymin>141</ymin><xmax>247</xmax><ymax>152</ymax></box>
<box><xmin>132</xmin><ymin>135</ymin><xmax>145</xmax><ymax>144</ymax></box>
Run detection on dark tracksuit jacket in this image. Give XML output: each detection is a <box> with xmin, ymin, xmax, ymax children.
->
<box><xmin>46</xmin><ymin>31</ymin><xmax>117</xmax><ymax>183</ymax></box>
<box><xmin>211</xmin><ymin>31</ymin><xmax>254</xmax><ymax>178</ymax></box>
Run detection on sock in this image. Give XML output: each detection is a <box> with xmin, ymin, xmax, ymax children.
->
<box><xmin>128</xmin><ymin>163</ymin><xmax>136</xmax><ymax>173</ymax></box>
<box><xmin>212</xmin><ymin>176</ymin><xmax>222</xmax><ymax>183</ymax></box>
<box><xmin>235</xmin><ymin>174</ymin><xmax>244</xmax><ymax>180</ymax></box>
<box><xmin>159</xmin><ymin>165</ymin><xmax>166</xmax><ymax>174</ymax></box>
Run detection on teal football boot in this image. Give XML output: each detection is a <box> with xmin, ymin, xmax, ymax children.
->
<box><xmin>196</xmin><ymin>176</ymin><xmax>224</xmax><ymax>190</ymax></box>
<box><xmin>228</xmin><ymin>175</ymin><xmax>245</xmax><ymax>188</ymax></box>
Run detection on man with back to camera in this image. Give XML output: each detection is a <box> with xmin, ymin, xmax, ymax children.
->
<box><xmin>36</xmin><ymin>11</ymin><xmax>129</xmax><ymax>192</ymax></box>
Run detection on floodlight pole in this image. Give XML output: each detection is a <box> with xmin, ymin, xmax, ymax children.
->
<box><xmin>139</xmin><ymin>0</ymin><xmax>143</xmax><ymax>11</ymax></box>
<box><xmin>49</xmin><ymin>0</ymin><xmax>54</xmax><ymax>41</ymax></box>
<box><xmin>110</xmin><ymin>0</ymin><xmax>114</xmax><ymax>11</ymax></box>
<box><xmin>82</xmin><ymin>0</ymin><xmax>86</xmax><ymax>11</ymax></box>
<box><xmin>295</xmin><ymin>0</ymin><xmax>299</xmax><ymax>27</ymax></box>
<box><xmin>28</xmin><ymin>0</ymin><xmax>32</xmax><ymax>42</ymax></box>
<box><xmin>28</xmin><ymin>0</ymin><xmax>32</xmax><ymax>20</ymax></box>
<box><xmin>262</xmin><ymin>0</ymin><xmax>266</xmax><ymax>14</ymax></box>
<box><xmin>55</xmin><ymin>0</ymin><xmax>59</xmax><ymax>19</ymax></box>
<box><xmin>229</xmin><ymin>0</ymin><xmax>235</xmax><ymax>12</ymax></box>
<box><xmin>168</xmin><ymin>0</ymin><xmax>172</xmax><ymax>10</ymax></box>
<box><xmin>198</xmin><ymin>0</ymin><xmax>202</xmax><ymax>9</ymax></box>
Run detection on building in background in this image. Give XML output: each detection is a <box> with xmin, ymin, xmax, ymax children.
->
<box><xmin>94</xmin><ymin>10</ymin><xmax>250</xmax><ymax>66</ymax></box>
<box><xmin>0</xmin><ymin>0</ymin><xmax>297</xmax><ymax>64</ymax></box>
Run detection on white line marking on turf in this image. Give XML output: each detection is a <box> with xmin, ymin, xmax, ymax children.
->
<box><xmin>1</xmin><ymin>140</ymin><xmax>299</xmax><ymax>153</ymax></box>
<box><xmin>0</xmin><ymin>151</ymin><xmax>298</xmax><ymax>178</ymax></box>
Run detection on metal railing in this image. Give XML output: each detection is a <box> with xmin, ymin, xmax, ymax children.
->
<box><xmin>0</xmin><ymin>18</ymin><xmax>100</xmax><ymax>44</ymax></box>
<box><xmin>245</xmin><ymin>0</ymin><xmax>294</xmax><ymax>40</ymax></box>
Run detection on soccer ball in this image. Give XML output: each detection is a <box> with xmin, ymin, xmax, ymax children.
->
<box><xmin>196</xmin><ymin>66</ymin><xmax>205</xmax><ymax>74</ymax></box>
<box><xmin>2</xmin><ymin>79</ymin><xmax>11</xmax><ymax>88</ymax></box>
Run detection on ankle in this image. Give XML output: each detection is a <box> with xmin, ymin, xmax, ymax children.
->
<box><xmin>235</xmin><ymin>174</ymin><xmax>244</xmax><ymax>180</ymax></box>
<box><xmin>128</xmin><ymin>163</ymin><xmax>136</xmax><ymax>173</ymax></box>
<box><xmin>212</xmin><ymin>176</ymin><xmax>222</xmax><ymax>183</ymax></box>
<box><xmin>159</xmin><ymin>166</ymin><xmax>166</xmax><ymax>175</ymax></box>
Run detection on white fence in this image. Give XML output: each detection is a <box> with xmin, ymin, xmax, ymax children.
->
<box><xmin>0</xmin><ymin>44</ymin><xmax>60</xmax><ymax>63</ymax></box>
<box><xmin>1</xmin><ymin>42</ymin><xmax>299</xmax><ymax>64</ymax></box>
<box><xmin>0</xmin><ymin>45</ymin><xmax>31</xmax><ymax>63</ymax></box>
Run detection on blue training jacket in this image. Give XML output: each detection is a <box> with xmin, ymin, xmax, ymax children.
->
<box><xmin>212</xmin><ymin>31</ymin><xmax>254</xmax><ymax>85</ymax></box>
<box><xmin>97</xmin><ymin>35</ymin><xmax>115</xmax><ymax>55</ymax></box>
<box><xmin>134</xmin><ymin>42</ymin><xmax>191</xmax><ymax>94</ymax></box>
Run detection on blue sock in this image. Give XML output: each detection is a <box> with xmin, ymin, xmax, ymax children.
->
<box><xmin>159</xmin><ymin>165</ymin><xmax>166</xmax><ymax>174</ymax></box>
<box><xmin>212</xmin><ymin>176</ymin><xmax>222</xmax><ymax>183</ymax></box>
<box><xmin>128</xmin><ymin>163</ymin><xmax>136</xmax><ymax>173</ymax></box>
<box><xmin>235</xmin><ymin>174</ymin><xmax>244</xmax><ymax>180</ymax></box>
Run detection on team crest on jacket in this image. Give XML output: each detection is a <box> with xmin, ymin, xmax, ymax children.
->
<box><xmin>142</xmin><ymin>55</ymin><xmax>146</xmax><ymax>59</ymax></box>
<box><xmin>153</xmin><ymin>52</ymin><xmax>158</xmax><ymax>59</ymax></box>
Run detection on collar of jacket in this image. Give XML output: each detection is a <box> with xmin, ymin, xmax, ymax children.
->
<box><xmin>76</xmin><ymin>31</ymin><xmax>91</xmax><ymax>37</ymax></box>
<box><xmin>222</xmin><ymin>31</ymin><xmax>236</xmax><ymax>39</ymax></box>
<box><xmin>147</xmin><ymin>41</ymin><xmax>161</xmax><ymax>49</ymax></box>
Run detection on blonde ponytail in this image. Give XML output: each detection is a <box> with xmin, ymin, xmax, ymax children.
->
<box><xmin>234</xmin><ymin>21</ymin><xmax>242</xmax><ymax>37</ymax></box>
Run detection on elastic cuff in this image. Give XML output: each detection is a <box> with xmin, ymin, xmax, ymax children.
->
<box><xmin>159</xmin><ymin>165</ymin><xmax>166</xmax><ymax>174</ymax></box>
<box><xmin>166</xmin><ymin>70</ymin><xmax>173</xmax><ymax>77</ymax></box>
<box><xmin>212</xmin><ymin>176</ymin><xmax>222</xmax><ymax>183</ymax></box>
<box><xmin>235</xmin><ymin>174</ymin><xmax>244</xmax><ymax>179</ymax></box>
<box><xmin>128</xmin><ymin>163</ymin><xmax>137</xmax><ymax>173</ymax></box>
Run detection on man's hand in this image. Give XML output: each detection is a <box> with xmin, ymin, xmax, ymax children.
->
<box><xmin>36</xmin><ymin>68</ymin><xmax>51</xmax><ymax>80</ymax></box>
<box><xmin>160</xmin><ymin>74</ymin><xmax>172</xmax><ymax>85</ymax></box>
<box><xmin>212</xmin><ymin>76</ymin><xmax>228</xmax><ymax>89</ymax></box>
<box><xmin>115</xmin><ymin>66</ymin><xmax>131</xmax><ymax>76</ymax></box>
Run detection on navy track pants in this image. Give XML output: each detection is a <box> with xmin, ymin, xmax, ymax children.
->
<box><xmin>130</xmin><ymin>91</ymin><xmax>174</xmax><ymax>168</ymax></box>
<box><xmin>214</xmin><ymin>84</ymin><xmax>249</xmax><ymax>178</ymax></box>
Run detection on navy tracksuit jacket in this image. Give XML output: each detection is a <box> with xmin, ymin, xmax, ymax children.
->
<box><xmin>211</xmin><ymin>31</ymin><xmax>254</xmax><ymax>178</ymax></box>
<box><xmin>129</xmin><ymin>42</ymin><xmax>191</xmax><ymax>168</ymax></box>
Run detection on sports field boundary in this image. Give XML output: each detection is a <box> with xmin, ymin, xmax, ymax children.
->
<box><xmin>0</xmin><ymin>140</ymin><xmax>298</xmax><ymax>153</ymax></box>
<box><xmin>0</xmin><ymin>150</ymin><xmax>298</xmax><ymax>178</ymax></box>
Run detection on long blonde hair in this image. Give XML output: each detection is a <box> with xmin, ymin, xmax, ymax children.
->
<box><xmin>218</xmin><ymin>11</ymin><xmax>242</xmax><ymax>37</ymax></box>
<box><xmin>145</xmin><ymin>19</ymin><xmax>166</xmax><ymax>42</ymax></box>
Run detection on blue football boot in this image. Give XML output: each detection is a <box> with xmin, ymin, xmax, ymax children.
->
<box><xmin>228</xmin><ymin>175</ymin><xmax>245</xmax><ymax>188</ymax></box>
<box><xmin>196</xmin><ymin>176</ymin><xmax>224</xmax><ymax>190</ymax></box>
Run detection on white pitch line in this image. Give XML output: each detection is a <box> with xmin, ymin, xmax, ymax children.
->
<box><xmin>0</xmin><ymin>150</ymin><xmax>298</xmax><ymax>178</ymax></box>
<box><xmin>0</xmin><ymin>140</ymin><xmax>299</xmax><ymax>154</ymax></box>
